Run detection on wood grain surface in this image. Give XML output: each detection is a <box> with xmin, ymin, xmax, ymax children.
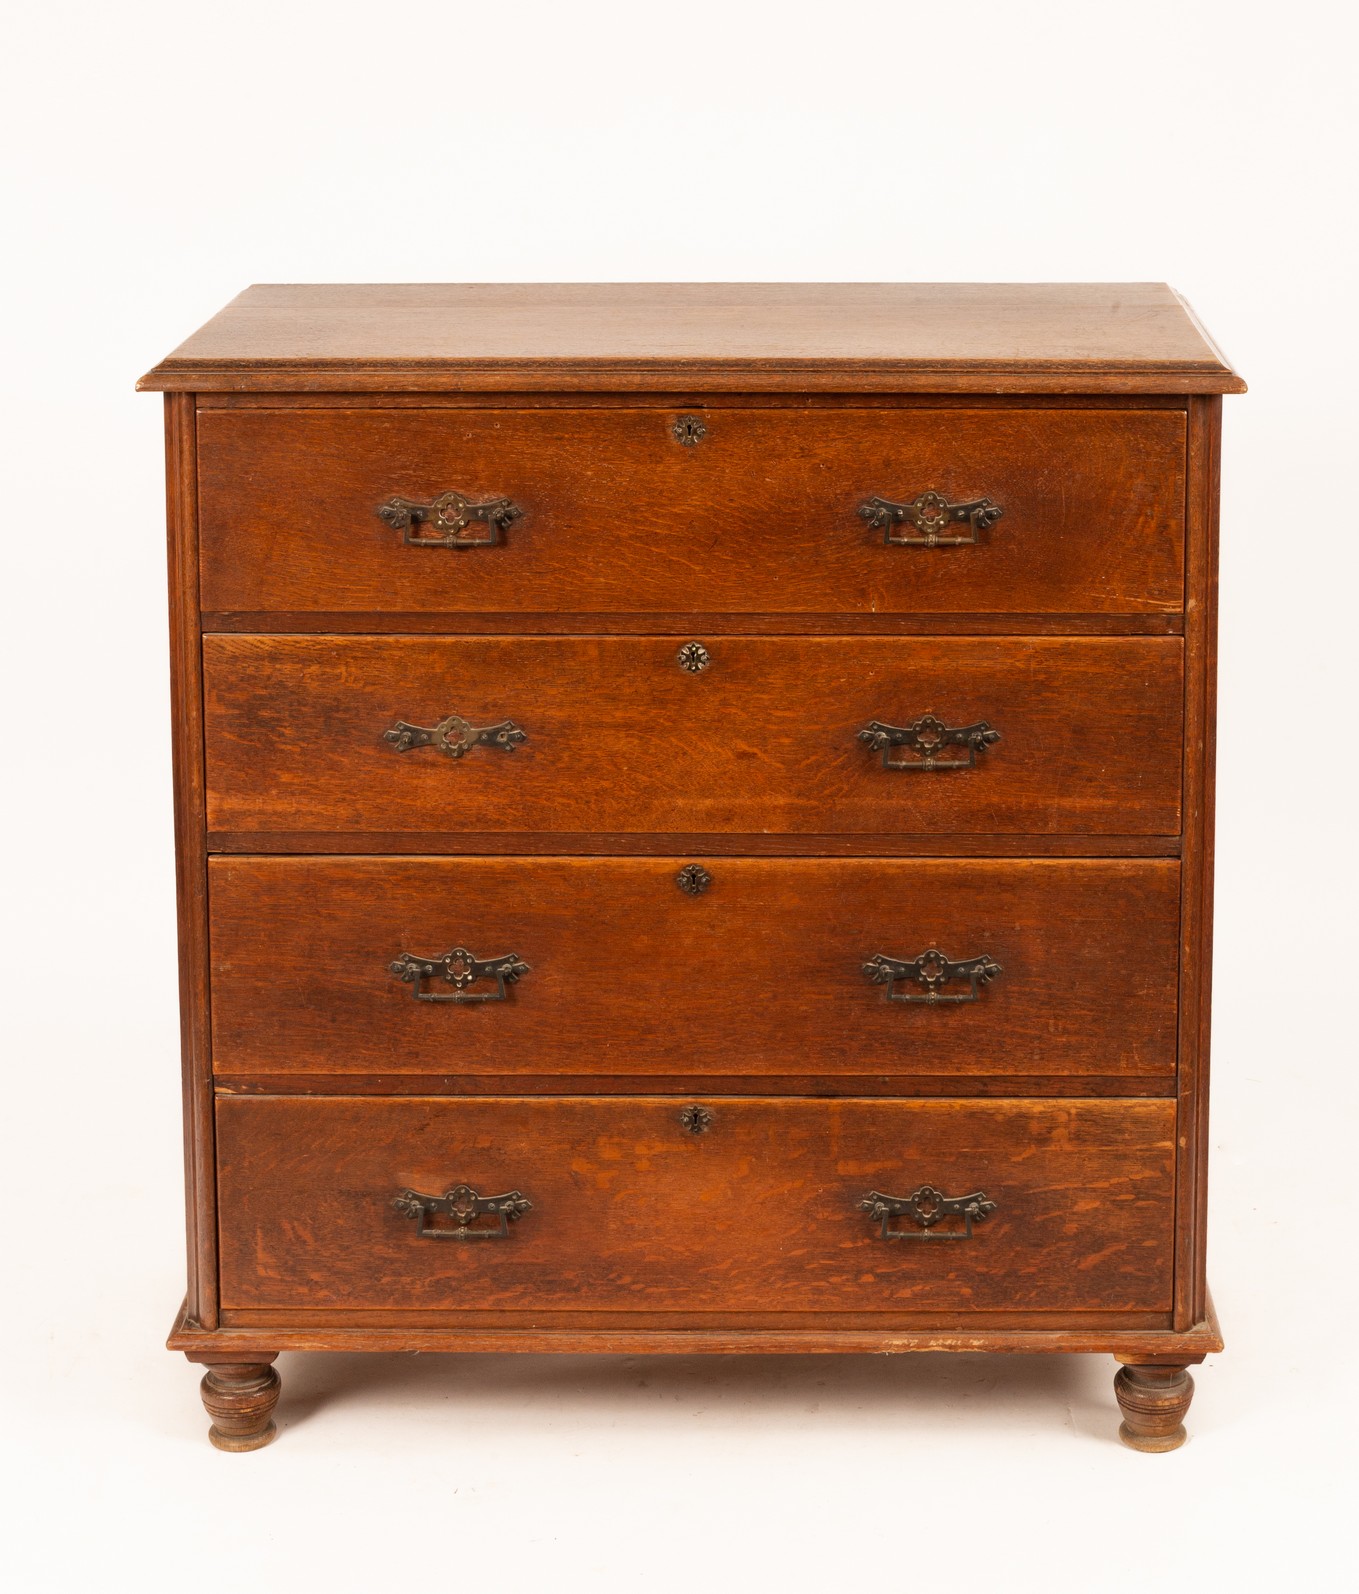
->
<box><xmin>164</xmin><ymin>395</ymin><xmax>218</xmax><ymax>1328</ymax></box>
<box><xmin>205</xmin><ymin>831</ymin><xmax>1180</xmax><ymax>859</ymax></box>
<box><xmin>215</xmin><ymin>1096</ymin><xmax>1177</xmax><ymax>1314</ymax></box>
<box><xmin>148</xmin><ymin>282</ymin><xmax>1238</xmax><ymax>1443</ymax></box>
<box><xmin>201</xmin><ymin>635</ymin><xmax>1185</xmax><ymax>837</ymax></box>
<box><xmin>137</xmin><ymin>283</ymin><xmax>1245</xmax><ymax>393</ymax></box>
<box><xmin>171</xmin><ymin>1294</ymin><xmax>1223</xmax><ymax>1356</ymax></box>
<box><xmin>196</xmin><ymin>405</ymin><xmax>1186</xmax><ymax>617</ymax></box>
<box><xmin>208</xmin><ymin>857</ymin><xmax>1181</xmax><ymax>1081</ymax></box>
<box><xmin>1176</xmin><ymin>395</ymin><xmax>1223</xmax><ymax>1329</ymax></box>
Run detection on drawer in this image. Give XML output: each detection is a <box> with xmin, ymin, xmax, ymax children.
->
<box><xmin>216</xmin><ymin>1096</ymin><xmax>1177</xmax><ymax>1314</ymax></box>
<box><xmin>202</xmin><ymin>635</ymin><xmax>1184</xmax><ymax>837</ymax></box>
<box><xmin>196</xmin><ymin>407</ymin><xmax>1186</xmax><ymax>618</ymax></box>
<box><xmin>210</xmin><ymin>857</ymin><xmax>1180</xmax><ymax>1083</ymax></box>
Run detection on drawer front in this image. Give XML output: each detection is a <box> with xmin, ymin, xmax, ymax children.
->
<box><xmin>216</xmin><ymin>1096</ymin><xmax>1176</xmax><ymax>1314</ymax></box>
<box><xmin>210</xmin><ymin>857</ymin><xmax>1180</xmax><ymax>1082</ymax></box>
<box><xmin>203</xmin><ymin>635</ymin><xmax>1184</xmax><ymax>837</ymax></box>
<box><xmin>197</xmin><ymin>407</ymin><xmax>1186</xmax><ymax>618</ymax></box>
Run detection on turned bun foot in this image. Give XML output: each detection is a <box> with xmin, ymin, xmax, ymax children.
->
<box><xmin>1114</xmin><ymin>1362</ymin><xmax>1195</xmax><ymax>1453</ymax></box>
<box><xmin>198</xmin><ymin>1360</ymin><xmax>281</xmax><ymax>1452</ymax></box>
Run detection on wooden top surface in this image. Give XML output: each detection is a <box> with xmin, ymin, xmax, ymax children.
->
<box><xmin>138</xmin><ymin>282</ymin><xmax>1244</xmax><ymax>394</ymax></box>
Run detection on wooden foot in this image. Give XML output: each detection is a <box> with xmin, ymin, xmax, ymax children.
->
<box><xmin>1113</xmin><ymin>1361</ymin><xmax>1194</xmax><ymax>1452</ymax></box>
<box><xmin>197</xmin><ymin>1359</ymin><xmax>281</xmax><ymax>1452</ymax></box>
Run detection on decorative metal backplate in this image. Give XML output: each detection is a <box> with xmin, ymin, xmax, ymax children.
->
<box><xmin>863</xmin><ymin>949</ymin><xmax>1003</xmax><ymax>1005</ymax></box>
<box><xmin>393</xmin><ymin>1184</ymin><xmax>533</xmax><ymax>1239</ymax></box>
<box><xmin>858</xmin><ymin>714</ymin><xmax>1000</xmax><ymax>771</ymax></box>
<box><xmin>389</xmin><ymin>946</ymin><xmax>531</xmax><ymax>1003</ymax></box>
<box><xmin>377</xmin><ymin>490</ymin><xmax>523</xmax><ymax>549</ymax></box>
<box><xmin>676</xmin><ymin>864</ymin><xmax>712</xmax><ymax>896</ymax></box>
<box><xmin>679</xmin><ymin>1105</ymin><xmax>713</xmax><ymax>1134</ymax></box>
<box><xmin>677</xmin><ymin>641</ymin><xmax>711</xmax><ymax>672</ymax></box>
<box><xmin>859</xmin><ymin>1185</ymin><xmax>997</xmax><ymax>1240</ymax></box>
<box><xmin>859</xmin><ymin>491</ymin><xmax>1003</xmax><ymax>547</ymax></box>
<box><xmin>384</xmin><ymin>714</ymin><xmax>527</xmax><ymax>759</ymax></box>
<box><xmin>672</xmin><ymin>415</ymin><xmax>707</xmax><ymax>446</ymax></box>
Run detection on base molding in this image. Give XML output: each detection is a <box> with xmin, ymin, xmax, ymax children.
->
<box><xmin>170</xmin><ymin>1293</ymin><xmax>1222</xmax><ymax>1361</ymax></box>
<box><xmin>172</xmin><ymin>1293</ymin><xmax>1220</xmax><ymax>1453</ymax></box>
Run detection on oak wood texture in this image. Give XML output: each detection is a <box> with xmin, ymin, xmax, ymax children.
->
<box><xmin>199</xmin><ymin>391</ymin><xmax>1195</xmax><ymax>411</ymax></box>
<box><xmin>205</xmin><ymin>831</ymin><xmax>1180</xmax><ymax>859</ymax></box>
<box><xmin>196</xmin><ymin>405</ymin><xmax>1186</xmax><ymax>618</ymax></box>
<box><xmin>202</xmin><ymin>635</ymin><xmax>1184</xmax><ymax>838</ymax></box>
<box><xmin>137</xmin><ymin>283</ymin><xmax>1245</xmax><ymax>394</ymax></box>
<box><xmin>150</xmin><ymin>282</ymin><xmax>1234</xmax><ymax>1449</ymax></box>
<box><xmin>203</xmin><ymin>612</ymin><xmax>1186</xmax><ymax>637</ymax></box>
<box><xmin>1114</xmin><ymin>1363</ymin><xmax>1195</xmax><ymax>1453</ymax></box>
<box><xmin>197</xmin><ymin>1362</ymin><xmax>280</xmax><ymax>1452</ymax></box>
<box><xmin>213</xmin><ymin>1308</ymin><xmax>1171</xmax><ymax>1331</ymax></box>
<box><xmin>170</xmin><ymin>1293</ymin><xmax>1224</xmax><ymax>1358</ymax></box>
<box><xmin>215</xmin><ymin>1075</ymin><xmax>1174</xmax><ymax>1099</ymax></box>
<box><xmin>215</xmin><ymin>1096</ymin><xmax>1176</xmax><ymax>1316</ymax></box>
<box><xmin>208</xmin><ymin>857</ymin><xmax>1180</xmax><ymax>1083</ymax></box>
<box><xmin>164</xmin><ymin>395</ymin><xmax>218</xmax><ymax>1329</ymax></box>
<box><xmin>1176</xmin><ymin>396</ymin><xmax>1222</xmax><ymax>1332</ymax></box>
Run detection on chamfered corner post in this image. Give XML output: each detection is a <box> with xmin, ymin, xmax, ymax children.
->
<box><xmin>1113</xmin><ymin>1359</ymin><xmax>1195</xmax><ymax>1453</ymax></box>
<box><xmin>191</xmin><ymin>1356</ymin><xmax>282</xmax><ymax>1452</ymax></box>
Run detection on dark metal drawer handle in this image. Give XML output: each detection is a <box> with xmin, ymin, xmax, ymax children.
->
<box><xmin>377</xmin><ymin>490</ymin><xmax>523</xmax><ymax>549</ymax></box>
<box><xmin>863</xmin><ymin>948</ymin><xmax>1003</xmax><ymax>1004</ymax></box>
<box><xmin>384</xmin><ymin>714</ymin><xmax>526</xmax><ymax>759</ymax></box>
<box><xmin>859</xmin><ymin>490</ymin><xmax>1003</xmax><ymax>547</ymax></box>
<box><xmin>859</xmin><ymin>713</ymin><xmax>999</xmax><ymax>771</ymax></box>
<box><xmin>860</xmin><ymin>1185</ymin><xmax>997</xmax><ymax>1240</ymax></box>
<box><xmin>393</xmin><ymin>1184</ymin><xmax>532</xmax><ymax>1239</ymax></box>
<box><xmin>389</xmin><ymin>946</ymin><xmax>530</xmax><ymax>1003</ymax></box>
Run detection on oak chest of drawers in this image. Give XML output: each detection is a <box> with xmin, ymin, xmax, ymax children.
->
<box><xmin>140</xmin><ymin>283</ymin><xmax>1243</xmax><ymax>1452</ymax></box>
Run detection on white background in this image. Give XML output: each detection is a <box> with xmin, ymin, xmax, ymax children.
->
<box><xmin>3</xmin><ymin>2</ymin><xmax>1356</xmax><ymax>1589</ymax></box>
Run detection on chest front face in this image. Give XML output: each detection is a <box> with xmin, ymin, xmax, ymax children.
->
<box><xmin>144</xmin><ymin>282</ymin><xmax>1238</xmax><ymax>1451</ymax></box>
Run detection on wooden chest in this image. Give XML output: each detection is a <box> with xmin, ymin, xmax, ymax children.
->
<box><xmin>140</xmin><ymin>283</ymin><xmax>1242</xmax><ymax>1452</ymax></box>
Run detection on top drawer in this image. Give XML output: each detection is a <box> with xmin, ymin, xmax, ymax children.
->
<box><xmin>196</xmin><ymin>406</ymin><xmax>1186</xmax><ymax>619</ymax></box>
